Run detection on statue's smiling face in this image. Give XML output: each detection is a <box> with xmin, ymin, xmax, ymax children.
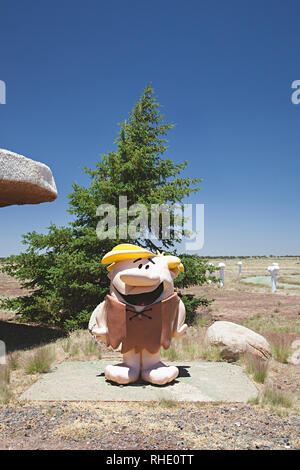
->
<box><xmin>108</xmin><ymin>256</ymin><xmax>176</xmax><ymax>307</ymax></box>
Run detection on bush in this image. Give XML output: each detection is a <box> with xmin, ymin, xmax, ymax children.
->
<box><xmin>178</xmin><ymin>293</ymin><xmax>212</xmax><ymax>325</ymax></box>
<box><xmin>174</xmin><ymin>254</ymin><xmax>216</xmax><ymax>325</ymax></box>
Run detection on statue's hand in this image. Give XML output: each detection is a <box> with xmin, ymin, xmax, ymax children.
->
<box><xmin>173</xmin><ymin>323</ymin><xmax>188</xmax><ymax>338</ymax></box>
<box><xmin>90</xmin><ymin>326</ymin><xmax>108</xmax><ymax>343</ymax></box>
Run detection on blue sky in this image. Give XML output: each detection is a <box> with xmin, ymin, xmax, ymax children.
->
<box><xmin>0</xmin><ymin>0</ymin><xmax>299</xmax><ymax>256</ymax></box>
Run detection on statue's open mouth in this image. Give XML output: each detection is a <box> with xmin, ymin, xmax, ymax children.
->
<box><xmin>116</xmin><ymin>282</ymin><xmax>164</xmax><ymax>306</ymax></box>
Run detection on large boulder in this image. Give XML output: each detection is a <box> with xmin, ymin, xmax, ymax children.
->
<box><xmin>0</xmin><ymin>148</ymin><xmax>57</xmax><ymax>207</ymax></box>
<box><xmin>205</xmin><ymin>321</ymin><xmax>271</xmax><ymax>361</ymax></box>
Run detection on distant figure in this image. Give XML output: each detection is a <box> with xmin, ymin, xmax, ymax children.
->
<box><xmin>267</xmin><ymin>265</ymin><xmax>279</xmax><ymax>293</ymax></box>
<box><xmin>237</xmin><ymin>261</ymin><xmax>242</xmax><ymax>277</ymax></box>
<box><xmin>218</xmin><ymin>262</ymin><xmax>226</xmax><ymax>287</ymax></box>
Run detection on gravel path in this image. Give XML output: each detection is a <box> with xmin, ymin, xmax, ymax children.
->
<box><xmin>0</xmin><ymin>402</ymin><xmax>299</xmax><ymax>450</ymax></box>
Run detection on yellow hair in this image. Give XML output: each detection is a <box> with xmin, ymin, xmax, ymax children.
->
<box><xmin>164</xmin><ymin>255</ymin><xmax>184</xmax><ymax>275</ymax></box>
<box><xmin>103</xmin><ymin>244</ymin><xmax>184</xmax><ymax>275</ymax></box>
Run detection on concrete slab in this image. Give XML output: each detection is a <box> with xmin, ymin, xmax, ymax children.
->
<box><xmin>19</xmin><ymin>361</ymin><xmax>258</xmax><ymax>403</ymax></box>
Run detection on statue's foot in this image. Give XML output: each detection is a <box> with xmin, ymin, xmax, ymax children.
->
<box><xmin>105</xmin><ymin>363</ymin><xmax>140</xmax><ymax>385</ymax></box>
<box><xmin>141</xmin><ymin>362</ymin><xmax>179</xmax><ymax>386</ymax></box>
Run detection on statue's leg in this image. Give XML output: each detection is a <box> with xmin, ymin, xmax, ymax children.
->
<box><xmin>141</xmin><ymin>349</ymin><xmax>179</xmax><ymax>385</ymax></box>
<box><xmin>105</xmin><ymin>349</ymin><xmax>141</xmax><ymax>384</ymax></box>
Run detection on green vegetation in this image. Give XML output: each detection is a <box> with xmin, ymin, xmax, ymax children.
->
<box><xmin>244</xmin><ymin>354</ymin><xmax>268</xmax><ymax>383</ymax></box>
<box><xmin>262</xmin><ymin>387</ymin><xmax>294</xmax><ymax>408</ymax></box>
<box><xmin>158</xmin><ymin>398</ymin><xmax>178</xmax><ymax>408</ymax></box>
<box><xmin>161</xmin><ymin>328</ymin><xmax>222</xmax><ymax>362</ymax></box>
<box><xmin>241</xmin><ymin>315</ymin><xmax>300</xmax><ymax>335</ymax></box>
<box><xmin>268</xmin><ymin>333</ymin><xmax>292</xmax><ymax>363</ymax></box>
<box><xmin>8</xmin><ymin>352</ymin><xmax>21</xmax><ymax>370</ymax></box>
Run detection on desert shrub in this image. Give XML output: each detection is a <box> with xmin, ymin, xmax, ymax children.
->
<box><xmin>8</xmin><ymin>352</ymin><xmax>21</xmax><ymax>370</ymax></box>
<box><xmin>177</xmin><ymin>293</ymin><xmax>209</xmax><ymax>325</ymax></box>
<box><xmin>0</xmin><ymin>365</ymin><xmax>10</xmax><ymax>387</ymax></box>
<box><xmin>262</xmin><ymin>387</ymin><xmax>294</xmax><ymax>408</ymax></box>
<box><xmin>267</xmin><ymin>333</ymin><xmax>292</xmax><ymax>363</ymax></box>
<box><xmin>24</xmin><ymin>346</ymin><xmax>56</xmax><ymax>374</ymax></box>
<box><xmin>202</xmin><ymin>345</ymin><xmax>222</xmax><ymax>362</ymax></box>
<box><xmin>174</xmin><ymin>254</ymin><xmax>216</xmax><ymax>325</ymax></box>
<box><xmin>245</xmin><ymin>354</ymin><xmax>269</xmax><ymax>383</ymax></box>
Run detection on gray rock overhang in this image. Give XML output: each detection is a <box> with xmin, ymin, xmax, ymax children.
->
<box><xmin>0</xmin><ymin>148</ymin><xmax>57</xmax><ymax>207</ymax></box>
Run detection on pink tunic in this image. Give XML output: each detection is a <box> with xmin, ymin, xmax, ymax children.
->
<box><xmin>105</xmin><ymin>293</ymin><xmax>180</xmax><ymax>354</ymax></box>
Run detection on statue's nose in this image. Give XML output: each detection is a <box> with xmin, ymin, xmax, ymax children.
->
<box><xmin>120</xmin><ymin>273</ymin><xmax>160</xmax><ymax>286</ymax></box>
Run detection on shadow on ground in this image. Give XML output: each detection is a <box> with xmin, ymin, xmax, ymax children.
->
<box><xmin>0</xmin><ymin>320</ymin><xmax>67</xmax><ymax>352</ymax></box>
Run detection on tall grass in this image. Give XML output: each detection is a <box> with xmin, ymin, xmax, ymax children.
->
<box><xmin>8</xmin><ymin>352</ymin><xmax>21</xmax><ymax>370</ymax></box>
<box><xmin>24</xmin><ymin>346</ymin><xmax>56</xmax><ymax>374</ymax></box>
<box><xmin>267</xmin><ymin>333</ymin><xmax>292</xmax><ymax>363</ymax></box>
<box><xmin>161</xmin><ymin>328</ymin><xmax>222</xmax><ymax>362</ymax></box>
<box><xmin>242</xmin><ymin>316</ymin><xmax>300</xmax><ymax>336</ymax></box>
<box><xmin>244</xmin><ymin>354</ymin><xmax>269</xmax><ymax>383</ymax></box>
<box><xmin>59</xmin><ymin>332</ymin><xmax>102</xmax><ymax>359</ymax></box>
<box><xmin>262</xmin><ymin>387</ymin><xmax>294</xmax><ymax>408</ymax></box>
<box><xmin>0</xmin><ymin>365</ymin><xmax>12</xmax><ymax>403</ymax></box>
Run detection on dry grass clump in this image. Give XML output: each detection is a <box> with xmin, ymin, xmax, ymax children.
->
<box><xmin>247</xmin><ymin>386</ymin><xmax>295</xmax><ymax>412</ymax></box>
<box><xmin>7</xmin><ymin>352</ymin><xmax>21</xmax><ymax>370</ymax></box>
<box><xmin>161</xmin><ymin>327</ymin><xmax>222</xmax><ymax>362</ymax></box>
<box><xmin>158</xmin><ymin>398</ymin><xmax>178</xmax><ymax>408</ymax></box>
<box><xmin>262</xmin><ymin>386</ymin><xmax>294</xmax><ymax>408</ymax></box>
<box><xmin>267</xmin><ymin>333</ymin><xmax>293</xmax><ymax>363</ymax></box>
<box><xmin>0</xmin><ymin>364</ymin><xmax>12</xmax><ymax>403</ymax></box>
<box><xmin>23</xmin><ymin>345</ymin><xmax>56</xmax><ymax>374</ymax></box>
<box><xmin>242</xmin><ymin>315</ymin><xmax>300</xmax><ymax>336</ymax></box>
<box><xmin>54</xmin><ymin>419</ymin><xmax>103</xmax><ymax>441</ymax></box>
<box><xmin>58</xmin><ymin>330</ymin><xmax>102</xmax><ymax>360</ymax></box>
<box><xmin>244</xmin><ymin>354</ymin><xmax>269</xmax><ymax>383</ymax></box>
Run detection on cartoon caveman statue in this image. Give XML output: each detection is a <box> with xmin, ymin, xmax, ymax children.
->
<box><xmin>88</xmin><ymin>244</ymin><xmax>187</xmax><ymax>386</ymax></box>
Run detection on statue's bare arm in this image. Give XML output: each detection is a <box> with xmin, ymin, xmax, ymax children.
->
<box><xmin>88</xmin><ymin>301</ymin><xmax>108</xmax><ymax>342</ymax></box>
<box><xmin>172</xmin><ymin>298</ymin><xmax>188</xmax><ymax>338</ymax></box>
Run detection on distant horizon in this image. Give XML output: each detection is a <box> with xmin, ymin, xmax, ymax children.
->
<box><xmin>1</xmin><ymin>250</ymin><xmax>300</xmax><ymax>260</ymax></box>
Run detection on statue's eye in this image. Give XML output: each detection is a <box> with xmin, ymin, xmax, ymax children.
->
<box><xmin>145</xmin><ymin>265</ymin><xmax>150</xmax><ymax>270</ymax></box>
<box><xmin>138</xmin><ymin>264</ymin><xmax>143</xmax><ymax>269</ymax></box>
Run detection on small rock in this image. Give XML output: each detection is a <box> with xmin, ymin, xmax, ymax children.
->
<box><xmin>288</xmin><ymin>348</ymin><xmax>300</xmax><ymax>365</ymax></box>
<box><xmin>291</xmin><ymin>339</ymin><xmax>300</xmax><ymax>350</ymax></box>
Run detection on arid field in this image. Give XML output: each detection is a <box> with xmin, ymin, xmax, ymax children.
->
<box><xmin>0</xmin><ymin>257</ymin><xmax>299</xmax><ymax>450</ymax></box>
